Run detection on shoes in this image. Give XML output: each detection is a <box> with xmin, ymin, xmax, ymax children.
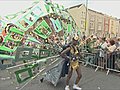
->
<box><xmin>65</xmin><ymin>85</ymin><xmax>82</xmax><ymax>90</ymax></box>
<box><xmin>65</xmin><ymin>85</ymin><xmax>70</xmax><ymax>90</ymax></box>
<box><xmin>73</xmin><ymin>84</ymin><xmax>82</xmax><ymax>90</ymax></box>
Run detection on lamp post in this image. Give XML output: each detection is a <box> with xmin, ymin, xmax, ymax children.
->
<box><xmin>85</xmin><ymin>0</ymin><xmax>88</xmax><ymax>34</ymax></box>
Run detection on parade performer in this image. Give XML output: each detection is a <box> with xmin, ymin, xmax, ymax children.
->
<box><xmin>61</xmin><ymin>36</ymin><xmax>82</xmax><ymax>90</ymax></box>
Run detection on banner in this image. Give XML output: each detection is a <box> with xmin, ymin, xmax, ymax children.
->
<box><xmin>50</xmin><ymin>18</ymin><xmax>62</xmax><ymax>32</ymax></box>
<box><xmin>33</xmin><ymin>20</ymin><xmax>52</xmax><ymax>39</ymax></box>
<box><xmin>16</xmin><ymin>6</ymin><xmax>44</xmax><ymax>31</ymax></box>
<box><xmin>14</xmin><ymin>67</ymin><xmax>33</xmax><ymax>84</ymax></box>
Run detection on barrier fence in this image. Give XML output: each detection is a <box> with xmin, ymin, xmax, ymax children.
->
<box><xmin>80</xmin><ymin>48</ymin><xmax>120</xmax><ymax>75</ymax></box>
<box><xmin>106</xmin><ymin>51</ymin><xmax>120</xmax><ymax>75</ymax></box>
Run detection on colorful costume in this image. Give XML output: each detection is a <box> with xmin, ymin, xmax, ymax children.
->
<box><xmin>70</xmin><ymin>45</ymin><xmax>80</xmax><ymax>70</ymax></box>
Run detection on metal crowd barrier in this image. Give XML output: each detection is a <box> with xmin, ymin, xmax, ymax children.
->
<box><xmin>94</xmin><ymin>49</ymin><xmax>106</xmax><ymax>71</ymax></box>
<box><xmin>80</xmin><ymin>48</ymin><xmax>120</xmax><ymax>75</ymax></box>
<box><xmin>106</xmin><ymin>51</ymin><xmax>120</xmax><ymax>75</ymax></box>
<box><xmin>81</xmin><ymin>49</ymin><xmax>105</xmax><ymax>71</ymax></box>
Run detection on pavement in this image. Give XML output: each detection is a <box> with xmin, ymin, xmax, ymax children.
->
<box><xmin>0</xmin><ymin>65</ymin><xmax>120</xmax><ymax>90</ymax></box>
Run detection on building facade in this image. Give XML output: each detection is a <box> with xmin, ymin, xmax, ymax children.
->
<box><xmin>88</xmin><ymin>9</ymin><xmax>104</xmax><ymax>37</ymax></box>
<box><xmin>119</xmin><ymin>20</ymin><xmax>120</xmax><ymax>37</ymax></box>
<box><xmin>95</xmin><ymin>11</ymin><xmax>104</xmax><ymax>37</ymax></box>
<box><xmin>88</xmin><ymin>9</ymin><xmax>96</xmax><ymax>35</ymax></box>
<box><xmin>103</xmin><ymin>15</ymin><xmax>110</xmax><ymax>37</ymax></box>
<box><xmin>115</xmin><ymin>19</ymin><xmax>119</xmax><ymax>37</ymax></box>
<box><xmin>109</xmin><ymin>17</ymin><xmax>116</xmax><ymax>37</ymax></box>
<box><xmin>67</xmin><ymin>4</ymin><xmax>89</xmax><ymax>36</ymax></box>
<box><xmin>67</xmin><ymin>4</ymin><xmax>120</xmax><ymax>37</ymax></box>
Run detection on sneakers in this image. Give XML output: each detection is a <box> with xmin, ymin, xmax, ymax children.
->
<box><xmin>65</xmin><ymin>85</ymin><xmax>70</xmax><ymax>90</ymax></box>
<box><xmin>73</xmin><ymin>84</ymin><xmax>82</xmax><ymax>90</ymax></box>
<box><xmin>65</xmin><ymin>85</ymin><xmax>82</xmax><ymax>90</ymax></box>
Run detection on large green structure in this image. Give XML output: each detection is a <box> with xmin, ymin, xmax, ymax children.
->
<box><xmin>0</xmin><ymin>0</ymin><xmax>81</xmax><ymax>86</ymax></box>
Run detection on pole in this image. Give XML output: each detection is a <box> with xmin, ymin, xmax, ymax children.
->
<box><xmin>85</xmin><ymin>0</ymin><xmax>88</xmax><ymax>33</ymax></box>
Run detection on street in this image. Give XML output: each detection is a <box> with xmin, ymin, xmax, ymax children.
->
<box><xmin>0</xmin><ymin>66</ymin><xmax>120</xmax><ymax>90</ymax></box>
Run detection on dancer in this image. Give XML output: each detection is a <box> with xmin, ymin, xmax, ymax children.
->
<box><xmin>61</xmin><ymin>36</ymin><xmax>82</xmax><ymax>90</ymax></box>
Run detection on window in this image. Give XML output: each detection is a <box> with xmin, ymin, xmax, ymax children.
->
<box><xmin>111</xmin><ymin>21</ymin><xmax>114</xmax><ymax>25</ymax></box>
<box><xmin>111</xmin><ymin>27</ymin><xmax>113</xmax><ymax>32</ymax></box>
<box><xmin>98</xmin><ymin>17</ymin><xmax>102</xmax><ymax>22</ymax></box>
<box><xmin>89</xmin><ymin>22</ymin><xmax>94</xmax><ymax>29</ymax></box>
<box><xmin>81</xmin><ymin>21</ymin><xmax>84</xmax><ymax>24</ymax></box>
<box><xmin>80</xmin><ymin>20</ymin><xmax>85</xmax><ymax>28</ymax></box>
<box><xmin>81</xmin><ymin>11</ymin><xmax>85</xmax><ymax>18</ymax></box>
<box><xmin>105</xmin><ymin>25</ymin><xmax>108</xmax><ymax>31</ymax></box>
<box><xmin>98</xmin><ymin>25</ymin><xmax>102</xmax><ymax>31</ymax></box>
<box><xmin>116</xmin><ymin>26</ymin><xmax>119</xmax><ymax>32</ymax></box>
<box><xmin>90</xmin><ymin>15</ymin><xmax>95</xmax><ymax>21</ymax></box>
<box><xmin>105</xmin><ymin>18</ymin><xmax>109</xmax><ymax>24</ymax></box>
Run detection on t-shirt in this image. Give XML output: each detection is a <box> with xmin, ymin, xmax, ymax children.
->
<box><xmin>101</xmin><ymin>42</ymin><xmax>108</xmax><ymax>49</ymax></box>
<box><xmin>107</xmin><ymin>45</ymin><xmax>116</xmax><ymax>52</ymax></box>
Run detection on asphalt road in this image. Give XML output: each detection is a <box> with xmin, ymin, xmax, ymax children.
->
<box><xmin>0</xmin><ymin>66</ymin><xmax>120</xmax><ymax>90</ymax></box>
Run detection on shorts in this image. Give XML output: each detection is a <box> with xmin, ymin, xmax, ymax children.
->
<box><xmin>70</xmin><ymin>60</ymin><xmax>80</xmax><ymax>70</ymax></box>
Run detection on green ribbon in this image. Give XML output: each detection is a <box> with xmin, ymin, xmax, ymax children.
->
<box><xmin>0</xmin><ymin>54</ymin><xmax>15</xmax><ymax>59</ymax></box>
<box><xmin>0</xmin><ymin>46</ymin><xmax>17</xmax><ymax>52</ymax></box>
<box><xmin>67</xmin><ymin>24</ymin><xmax>72</xmax><ymax>32</ymax></box>
<box><xmin>10</xmin><ymin>27</ymin><xmax>24</xmax><ymax>36</ymax></box>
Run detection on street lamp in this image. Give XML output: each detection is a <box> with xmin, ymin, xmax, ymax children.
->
<box><xmin>85</xmin><ymin>0</ymin><xmax>88</xmax><ymax>33</ymax></box>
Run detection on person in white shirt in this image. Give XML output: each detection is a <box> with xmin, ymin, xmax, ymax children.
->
<box><xmin>101</xmin><ymin>38</ymin><xmax>108</xmax><ymax>50</ymax></box>
<box><xmin>107</xmin><ymin>40</ymin><xmax>116</xmax><ymax>53</ymax></box>
<box><xmin>107</xmin><ymin>39</ymin><xmax>116</xmax><ymax>69</ymax></box>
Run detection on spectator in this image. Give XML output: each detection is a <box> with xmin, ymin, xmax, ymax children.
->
<box><xmin>107</xmin><ymin>39</ymin><xmax>116</xmax><ymax>53</ymax></box>
<box><xmin>107</xmin><ymin>39</ymin><xmax>116</xmax><ymax>69</ymax></box>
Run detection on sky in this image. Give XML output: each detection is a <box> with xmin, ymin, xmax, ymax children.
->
<box><xmin>0</xmin><ymin>0</ymin><xmax>120</xmax><ymax>18</ymax></box>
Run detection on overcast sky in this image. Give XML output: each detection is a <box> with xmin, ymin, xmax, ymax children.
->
<box><xmin>0</xmin><ymin>0</ymin><xmax>120</xmax><ymax>18</ymax></box>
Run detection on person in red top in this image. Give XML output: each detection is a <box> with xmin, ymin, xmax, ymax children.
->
<box><xmin>2</xmin><ymin>29</ymin><xmax>7</xmax><ymax>37</ymax></box>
